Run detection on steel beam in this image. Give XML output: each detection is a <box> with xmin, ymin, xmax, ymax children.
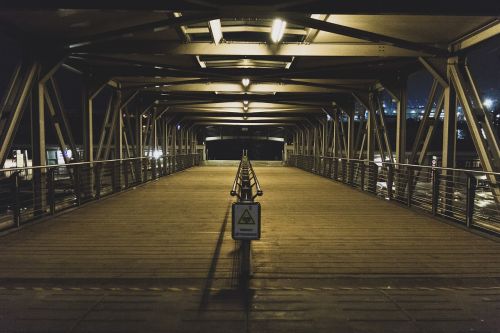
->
<box><xmin>75</xmin><ymin>41</ymin><xmax>430</xmax><ymax>57</ymax></box>
<box><xmin>450</xmin><ymin>19</ymin><xmax>500</xmax><ymax>52</ymax></box>
<box><xmin>32</xmin><ymin>74</ymin><xmax>47</xmax><ymax>215</ymax></box>
<box><xmin>49</xmin><ymin>78</ymin><xmax>79</xmax><ymax>160</ymax></box>
<box><xmin>82</xmin><ymin>79</ymin><xmax>93</xmax><ymax>161</ymax></box>
<box><xmin>285</xmin><ymin>16</ymin><xmax>447</xmax><ymax>56</ymax></box>
<box><xmin>0</xmin><ymin>62</ymin><xmax>38</xmax><ymax>167</ymax></box>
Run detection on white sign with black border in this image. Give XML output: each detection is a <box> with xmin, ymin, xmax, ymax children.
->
<box><xmin>232</xmin><ymin>202</ymin><xmax>261</xmax><ymax>240</ymax></box>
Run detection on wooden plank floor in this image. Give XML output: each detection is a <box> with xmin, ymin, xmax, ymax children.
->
<box><xmin>0</xmin><ymin>166</ymin><xmax>499</xmax><ymax>281</ymax></box>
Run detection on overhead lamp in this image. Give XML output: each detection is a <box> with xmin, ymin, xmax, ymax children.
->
<box><xmin>243</xmin><ymin>115</ymin><xmax>248</xmax><ymax>120</ymax></box>
<box><xmin>242</xmin><ymin>78</ymin><xmax>250</xmax><ymax>87</ymax></box>
<box><xmin>271</xmin><ymin>18</ymin><xmax>287</xmax><ymax>43</ymax></box>
<box><xmin>243</xmin><ymin>100</ymin><xmax>249</xmax><ymax>105</ymax></box>
<box><xmin>208</xmin><ymin>19</ymin><xmax>223</xmax><ymax>45</ymax></box>
<box><xmin>243</xmin><ymin>106</ymin><xmax>249</xmax><ymax>111</ymax></box>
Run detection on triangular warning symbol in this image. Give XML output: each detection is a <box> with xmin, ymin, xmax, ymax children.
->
<box><xmin>238</xmin><ymin>209</ymin><xmax>255</xmax><ymax>225</ymax></box>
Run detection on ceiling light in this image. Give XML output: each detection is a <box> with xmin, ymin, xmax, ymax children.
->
<box><xmin>243</xmin><ymin>106</ymin><xmax>249</xmax><ymax>111</ymax></box>
<box><xmin>242</xmin><ymin>78</ymin><xmax>250</xmax><ymax>87</ymax></box>
<box><xmin>243</xmin><ymin>100</ymin><xmax>249</xmax><ymax>105</ymax></box>
<box><xmin>208</xmin><ymin>19</ymin><xmax>223</xmax><ymax>45</ymax></box>
<box><xmin>243</xmin><ymin>116</ymin><xmax>248</xmax><ymax>120</ymax></box>
<box><xmin>271</xmin><ymin>19</ymin><xmax>287</xmax><ymax>43</ymax></box>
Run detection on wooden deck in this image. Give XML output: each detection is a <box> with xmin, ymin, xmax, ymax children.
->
<box><xmin>2</xmin><ymin>166</ymin><xmax>500</xmax><ymax>333</ymax></box>
<box><xmin>0</xmin><ymin>165</ymin><xmax>499</xmax><ymax>282</ymax></box>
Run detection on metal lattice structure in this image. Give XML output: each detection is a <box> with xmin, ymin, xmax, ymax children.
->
<box><xmin>0</xmin><ymin>2</ymin><xmax>499</xmax><ymax>232</ymax></box>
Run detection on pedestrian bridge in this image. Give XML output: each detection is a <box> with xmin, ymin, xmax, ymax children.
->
<box><xmin>1</xmin><ymin>163</ymin><xmax>500</xmax><ymax>333</ymax></box>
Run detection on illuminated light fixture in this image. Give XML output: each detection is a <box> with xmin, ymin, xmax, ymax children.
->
<box><xmin>271</xmin><ymin>18</ymin><xmax>287</xmax><ymax>43</ymax></box>
<box><xmin>243</xmin><ymin>106</ymin><xmax>249</xmax><ymax>111</ymax></box>
<box><xmin>155</xmin><ymin>85</ymin><xmax>160</xmax><ymax>88</ymax></box>
<box><xmin>243</xmin><ymin>115</ymin><xmax>248</xmax><ymax>120</ymax></box>
<box><xmin>177</xmin><ymin>124</ymin><xmax>181</xmax><ymax>130</ymax></box>
<box><xmin>208</xmin><ymin>19</ymin><xmax>223</xmax><ymax>45</ymax></box>
<box><xmin>243</xmin><ymin>100</ymin><xmax>249</xmax><ymax>105</ymax></box>
<box><xmin>242</xmin><ymin>78</ymin><xmax>250</xmax><ymax>87</ymax></box>
<box><xmin>196</xmin><ymin>56</ymin><xmax>207</xmax><ymax>68</ymax></box>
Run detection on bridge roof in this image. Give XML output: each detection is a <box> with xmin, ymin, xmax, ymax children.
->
<box><xmin>0</xmin><ymin>2</ymin><xmax>498</xmax><ymax>128</ymax></box>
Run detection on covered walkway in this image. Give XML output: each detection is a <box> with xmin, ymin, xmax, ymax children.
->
<box><xmin>1</xmin><ymin>165</ymin><xmax>500</xmax><ymax>332</ymax></box>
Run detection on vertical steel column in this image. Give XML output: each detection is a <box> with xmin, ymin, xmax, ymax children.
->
<box><xmin>113</xmin><ymin>90</ymin><xmax>123</xmax><ymax>191</ymax></box>
<box><xmin>366</xmin><ymin>102</ymin><xmax>377</xmax><ymax>193</ymax></box>
<box><xmin>32</xmin><ymin>73</ymin><xmax>47</xmax><ymax>216</ymax></box>
<box><xmin>396</xmin><ymin>81</ymin><xmax>407</xmax><ymax>164</ymax></box>
<box><xmin>82</xmin><ymin>80</ymin><xmax>93</xmax><ymax>162</ymax></box>
<box><xmin>347</xmin><ymin>109</ymin><xmax>355</xmax><ymax>184</ymax></box>
<box><xmin>442</xmin><ymin>62</ymin><xmax>458</xmax><ymax>216</ymax></box>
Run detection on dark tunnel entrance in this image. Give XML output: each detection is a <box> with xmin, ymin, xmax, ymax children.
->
<box><xmin>206</xmin><ymin>139</ymin><xmax>284</xmax><ymax>160</ymax></box>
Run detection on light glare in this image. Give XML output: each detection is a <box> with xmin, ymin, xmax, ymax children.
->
<box><xmin>242</xmin><ymin>78</ymin><xmax>250</xmax><ymax>87</ymax></box>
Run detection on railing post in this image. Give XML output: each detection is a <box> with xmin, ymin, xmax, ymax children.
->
<box><xmin>368</xmin><ymin>162</ymin><xmax>378</xmax><ymax>193</ymax></box>
<box><xmin>465</xmin><ymin>173</ymin><xmax>477</xmax><ymax>228</ymax></box>
<box><xmin>135</xmin><ymin>159</ymin><xmax>142</xmax><ymax>183</ymax></box>
<box><xmin>348</xmin><ymin>160</ymin><xmax>354</xmax><ymax>185</ymax></box>
<box><xmin>387</xmin><ymin>164</ymin><xmax>394</xmax><ymax>200</ymax></box>
<box><xmin>74</xmin><ymin>165</ymin><xmax>81</xmax><ymax>205</ymax></box>
<box><xmin>11</xmin><ymin>172</ymin><xmax>21</xmax><ymax>227</ymax></box>
<box><xmin>406</xmin><ymin>166</ymin><xmax>413</xmax><ymax>207</ymax></box>
<box><xmin>95</xmin><ymin>163</ymin><xmax>102</xmax><ymax>199</ymax></box>
<box><xmin>124</xmin><ymin>160</ymin><xmax>129</xmax><ymax>188</ymax></box>
<box><xmin>328</xmin><ymin>157</ymin><xmax>333</xmax><ymax>179</ymax></box>
<box><xmin>111</xmin><ymin>161</ymin><xmax>117</xmax><ymax>192</ymax></box>
<box><xmin>360</xmin><ymin>162</ymin><xmax>366</xmax><ymax>191</ymax></box>
<box><xmin>143</xmin><ymin>159</ymin><xmax>149</xmax><ymax>182</ymax></box>
<box><xmin>152</xmin><ymin>158</ymin><xmax>157</xmax><ymax>179</ymax></box>
<box><xmin>332</xmin><ymin>157</ymin><xmax>338</xmax><ymax>180</ymax></box>
<box><xmin>48</xmin><ymin>168</ymin><xmax>55</xmax><ymax>215</ymax></box>
<box><xmin>431</xmin><ymin>168</ymin><xmax>439</xmax><ymax>215</ymax></box>
<box><xmin>341</xmin><ymin>159</ymin><xmax>347</xmax><ymax>183</ymax></box>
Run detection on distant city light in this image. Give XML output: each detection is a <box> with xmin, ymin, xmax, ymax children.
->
<box><xmin>271</xmin><ymin>19</ymin><xmax>287</xmax><ymax>43</ymax></box>
<box><xmin>483</xmin><ymin>98</ymin><xmax>493</xmax><ymax>109</ymax></box>
<box><xmin>242</xmin><ymin>78</ymin><xmax>250</xmax><ymax>87</ymax></box>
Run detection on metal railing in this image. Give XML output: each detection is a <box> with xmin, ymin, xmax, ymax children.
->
<box><xmin>230</xmin><ymin>151</ymin><xmax>263</xmax><ymax>202</ymax></box>
<box><xmin>288</xmin><ymin>155</ymin><xmax>500</xmax><ymax>235</ymax></box>
<box><xmin>0</xmin><ymin>154</ymin><xmax>201</xmax><ymax>232</ymax></box>
<box><xmin>230</xmin><ymin>151</ymin><xmax>263</xmax><ymax>280</ymax></box>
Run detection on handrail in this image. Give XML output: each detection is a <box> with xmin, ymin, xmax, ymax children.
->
<box><xmin>230</xmin><ymin>152</ymin><xmax>263</xmax><ymax>201</ymax></box>
<box><xmin>248</xmin><ymin>158</ymin><xmax>263</xmax><ymax>197</ymax></box>
<box><xmin>0</xmin><ymin>154</ymin><xmax>196</xmax><ymax>173</ymax></box>
<box><xmin>288</xmin><ymin>154</ymin><xmax>500</xmax><ymax>235</ymax></box>
<box><xmin>230</xmin><ymin>159</ymin><xmax>243</xmax><ymax>197</ymax></box>
<box><xmin>310</xmin><ymin>155</ymin><xmax>500</xmax><ymax>177</ymax></box>
<box><xmin>0</xmin><ymin>153</ymin><xmax>202</xmax><ymax>232</ymax></box>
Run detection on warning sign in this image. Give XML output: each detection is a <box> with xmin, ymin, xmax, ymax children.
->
<box><xmin>238</xmin><ymin>209</ymin><xmax>255</xmax><ymax>224</ymax></box>
<box><xmin>232</xmin><ymin>202</ymin><xmax>261</xmax><ymax>240</ymax></box>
